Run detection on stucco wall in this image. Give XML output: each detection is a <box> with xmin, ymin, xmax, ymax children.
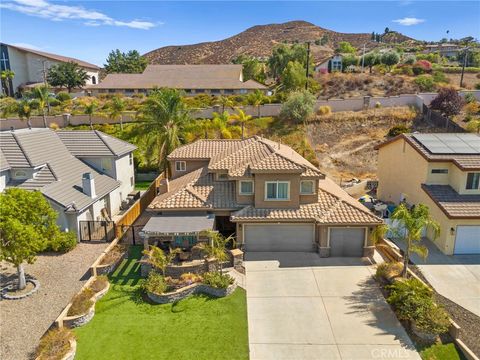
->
<box><xmin>114</xmin><ymin>154</ymin><xmax>135</xmax><ymax>200</ymax></box>
<box><xmin>253</xmin><ymin>173</ymin><xmax>301</xmax><ymax>209</ymax></box>
<box><xmin>0</xmin><ymin>170</ymin><xmax>9</xmax><ymax>192</ymax></box>
<box><xmin>169</xmin><ymin>159</ymin><xmax>209</xmax><ymax>179</ymax></box>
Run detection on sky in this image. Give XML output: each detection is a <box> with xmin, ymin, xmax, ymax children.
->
<box><xmin>1</xmin><ymin>0</ymin><xmax>479</xmax><ymax>66</ymax></box>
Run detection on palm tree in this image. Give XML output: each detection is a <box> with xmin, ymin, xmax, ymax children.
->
<box><xmin>31</xmin><ymin>85</ymin><xmax>51</xmax><ymax>128</ymax></box>
<box><xmin>246</xmin><ymin>89</ymin><xmax>266</xmax><ymax>118</ymax></box>
<box><xmin>200</xmin><ymin>230</ymin><xmax>235</xmax><ymax>272</ymax></box>
<box><xmin>212</xmin><ymin>111</ymin><xmax>232</xmax><ymax>139</ymax></box>
<box><xmin>216</xmin><ymin>96</ymin><xmax>235</xmax><ymax>113</ymax></box>
<box><xmin>17</xmin><ymin>100</ymin><xmax>32</xmax><ymax>129</ymax></box>
<box><xmin>390</xmin><ymin>203</ymin><xmax>440</xmax><ymax>277</ymax></box>
<box><xmin>140</xmin><ymin>88</ymin><xmax>191</xmax><ymax>176</ymax></box>
<box><xmin>230</xmin><ymin>109</ymin><xmax>252</xmax><ymax>140</ymax></box>
<box><xmin>1</xmin><ymin>70</ymin><xmax>15</xmax><ymax>97</ymax></box>
<box><xmin>84</xmin><ymin>100</ymin><xmax>98</xmax><ymax>130</ymax></box>
<box><xmin>196</xmin><ymin>118</ymin><xmax>214</xmax><ymax>139</ymax></box>
<box><xmin>108</xmin><ymin>96</ymin><xmax>126</xmax><ymax>130</ymax></box>
<box><xmin>142</xmin><ymin>246</ymin><xmax>181</xmax><ymax>276</ymax></box>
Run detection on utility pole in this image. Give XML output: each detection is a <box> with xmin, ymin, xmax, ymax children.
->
<box><xmin>460</xmin><ymin>47</ymin><xmax>469</xmax><ymax>88</ymax></box>
<box><xmin>305</xmin><ymin>41</ymin><xmax>310</xmax><ymax>90</ymax></box>
<box><xmin>361</xmin><ymin>44</ymin><xmax>366</xmax><ymax>73</ymax></box>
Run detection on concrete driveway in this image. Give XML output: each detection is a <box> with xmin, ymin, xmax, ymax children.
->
<box><xmin>245</xmin><ymin>252</ymin><xmax>420</xmax><ymax>360</ymax></box>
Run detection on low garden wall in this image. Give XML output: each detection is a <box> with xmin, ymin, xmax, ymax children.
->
<box><xmin>146</xmin><ymin>283</ymin><xmax>237</xmax><ymax>304</ymax></box>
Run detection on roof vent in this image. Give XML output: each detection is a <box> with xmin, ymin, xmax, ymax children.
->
<box><xmin>82</xmin><ymin>173</ymin><xmax>96</xmax><ymax>198</ymax></box>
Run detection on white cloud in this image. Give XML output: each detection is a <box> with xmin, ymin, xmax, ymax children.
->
<box><xmin>0</xmin><ymin>0</ymin><xmax>157</xmax><ymax>30</ymax></box>
<box><xmin>393</xmin><ymin>17</ymin><xmax>425</xmax><ymax>26</ymax></box>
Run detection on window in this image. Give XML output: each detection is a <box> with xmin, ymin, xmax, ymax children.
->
<box><xmin>239</xmin><ymin>180</ymin><xmax>254</xmax><ymax>195</ymax></box>
<box><xmin>300</xmin><ymin>180</ymin><xmax>315</xmax><ymax>194</ymax></box>
<box><xmin>265</xmin><ymin>181</ymin><xmax>289</xmax><ymax>200</ymax></box>
<box><xmin>91</xmin><ymin>76</ymin><xmax>96</xmax><ymax>85</ymax></box>
<box><xmin>13</xmin><ymin>170</ymin><xmax>27</xmax><ymax>179</ymax></box>
<box><xmin>217</xmin><ymin>173</ymin><xmax>228</xmax><ymax>181</ymax></box>
<box><xmin>466</xmin><ymin>173</ymin><xmax>480</xmax><ymax>190</ymax></box>
<box><xmin>129</xmin><ymin>153</ymin><xmax>133</xmax><ymax>166</ymax></box>
<box><xmin>175</xmin><ymin>161</ymin><xmax>186</xmax><ymax>172</ymax></box>
<box><xmin>431</xmin><ymin>169</ymin><xmax>448</xmax><ymax>174</ymax></box>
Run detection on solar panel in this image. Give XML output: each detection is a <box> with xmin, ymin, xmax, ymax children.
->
<box><xmin>413</xmin><ymin>134</ymin><xmax>480</xmax><ymax>155</ymax></box>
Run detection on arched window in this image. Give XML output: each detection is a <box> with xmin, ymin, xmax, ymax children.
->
<box><xmin>91</xmin><ymin>76</ymin><xmax>97</xmax><ymax>84</ymax></box>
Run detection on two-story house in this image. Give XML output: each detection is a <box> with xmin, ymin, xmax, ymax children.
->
<box><xmin>141</xmin><ymin>136</ymin><xmax>382</xmax><ymax>257</ymax></box>
<box><xmin>376</xmin><ymin>133</ymin><xmax>480</xmax><ymax>255</ymax></box>
<box><xmin>0</xmin><ymin>128</ymin><xmax>136</xmax><ymax>240</ymax></box>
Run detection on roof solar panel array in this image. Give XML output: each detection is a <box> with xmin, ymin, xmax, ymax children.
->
<box><xmin>412</xmin><ymin>134</ymin><xmax>480</xmax><ymax>154</ymax></box>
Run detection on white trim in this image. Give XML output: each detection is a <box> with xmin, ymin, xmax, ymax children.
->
<box><xmin>239</xmin><ymin>180</ymin><xmax>254</xmax><ymax>195</ymax></box>
<box><xmin>264</xmin><ymin>180</ymin><xmax>290</xmax><ymax>201</ymax></box>
<box><xmin>175</xmin><ymin>161</ymin><xmax>186</xmax><ymax>172</ymax></box>
<box><xmin>300</xmin><ymin>180</ymin><xmax>315</xmax><ymax>195</ymax></box>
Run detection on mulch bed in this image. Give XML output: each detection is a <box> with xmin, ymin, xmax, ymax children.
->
<box><xmin>410</xmin><ymin>265</ymin><xmax>480</xmax><ymax>357</ymax></box>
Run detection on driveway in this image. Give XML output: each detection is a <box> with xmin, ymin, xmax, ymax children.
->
<box><xmin>245</xmin><ymin>252</ymin><xmax>420</xmax><ymax>360</ymax></box>
<box><xmin>393</xmin><ymin>238</ymin><xmax>480</xmax><ymax>317</ymax></box>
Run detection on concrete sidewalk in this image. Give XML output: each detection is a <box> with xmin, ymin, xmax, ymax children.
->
<box><xmin>245</xmin><ymin>252</ymin><xmax>420</xmax><ymax>360</ymax></box>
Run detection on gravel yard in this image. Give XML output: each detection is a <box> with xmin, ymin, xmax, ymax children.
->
<box><xmin>0</xmin><ymin>242</ymin><xmax>108</xmax><ymax>360</ymax></box>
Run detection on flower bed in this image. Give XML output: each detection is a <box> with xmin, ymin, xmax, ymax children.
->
<box><xmin>146</xmin><ymin>283</ymin><xmax>237</xmax><ymax>304</ymax></box>
<box><xmin>96</xmin><ymin>245</ymin><xmax>127</xmax><ymax>275</ymax></box>
<box><xmin>35</xmin><ymin>328</ymin><xmax>76</xmax><ymax>360</ymax></box>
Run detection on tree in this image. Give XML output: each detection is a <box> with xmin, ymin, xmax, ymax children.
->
<box><xmin>233</xmin><ymin>55</ymin><xmax>266</xmax><ymax>83</ymax></box>
<box><xmin>380</xmin><ymin>51</ymin><xmax>400</xmax><ymax>70</ymax></box>
<box><xmin>17</xmin><ymin>99</ymin><xmax>32</xmax><ymax>128</ymax></box>
<box><xmin>47</xmin><ymin>62</ymin><xmax>90</xmax><ymax>92</ymax></box>
<box><xmin>216</xmin><ymin>96</ymin><xmax>235</xmax><ymax>113</ymax></box>
<box><xmin>384</xmin><ymin>27</ymin><xmax>390</xmax><ymax>34</ymax></box>
<box><xmin>0</xmin><ymin>97</ymin><xmax>19</xmax><ymax>117</ymax></box>
<box><xmin>104</xmin><ymin>49</ymin><xmax>148</xmax><ymax>74</ymax></box>
<box><xmin>320</xmin><ymin>34</ymin><xmax>329</xmax><ymax>45</ymax></box>
<box><xmin>430</xmin><ymin>87</ymin><xmax>464</xmax><ymax>117</ymax></box>
<box><xmin>336</xmin><ymin>41</ymin><xmax>356</xmax><ymax>54</ymax></box>
<box><xmin>363</xmin><ymin>52</ymin><xmax>380</xmax><ymax>73</ymax></box>
<box><xmin>0</xmin><ymin>189</ymin><xmax>61</xmax><ymax>289</ymax></box>
<box><xmin>212</xmin><ymin>111</ymin><xmax>232</xmax><ymax>139</ymax></box>
<box><xmin>280</xmin><ymin>61</ymin><xmax>307</xmax><ymax>92</ymax></box>
<box><xmin>279</xmin><ymin>90</ymin><xmax>316</xmax><ymax>124</ymax></box>
<box><xmin>246</xmin><ymin>89</ymin><xmax>266</xmax><ymax>118</ymax></box>
<box><xmin>1</xmin><ymin>70</ymin><xmax>15</xmax><ymax>97</ymax></box>
<box><xmin>142</xmin><ymin>246</ymin><xmax>180</xmax><ymax>276</ymax></box>
<box><xmin>371</xmin><ymin>32</ymin><xmax>376</xmax><ymax>41</ymax></box>
<box><xmin>140</xmin><ymin>88</ymin><xmax>191</xmax><ymax>176</ymax></box>
<box><xmin>108</xmin><ymin>95</ymin><xmax>126</xmax><ymax>130</ymax></box>
<box><xmin>31</xmin><ymin>85</ymin><xmax>52</xmax><ymax>128</ymax></box>
<box><xmin>200</xmin><ymin>230</ymin><xmax>235</xmax><ymax>272</ymax></box>
<box><xmin>390</xmin><ymin>203</ymin><xmax>440</xmax><ymax>277</ymax></box>
<box><xmin>342</xmin><ymin>54</ymin><xmax>359</xmax><ymax>71</ymax></box>
<box><xmin>268</xmin><ymin>43</ymin><xmax>312</xmax><ymax>80</ymax></box>
<box><xmin>83</xmin><ymin>100</ymin><xmax>98</xmax><ymax>130</ymax></box>
<box><xmin>230</xmin><ymin>109</ymin><xmax>252</xmax><ymax>140</ymax></box>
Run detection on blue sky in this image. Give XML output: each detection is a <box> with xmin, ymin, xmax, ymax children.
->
<box><xmin>1</xmin><ymin>1</ymin><xmax>479</xmax><ymax>66</ymax></box>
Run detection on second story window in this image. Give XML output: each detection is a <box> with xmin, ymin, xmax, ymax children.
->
<box><xmin>466</xmin><ymin>173</ymin><xmax>480</xmax><ymax>190</ymax></box>
<box><xmin>300</xmin><ymin>180</ymin><xmax>315</xmax><ymax>194</ymax></box>
<box><xmin>175</xmin><ymin>161</ymin><xmax>186</xmax><ymax>172</ymax></box>
<box><xmin>265</xmin><ymin>181</ymin><xmax>289</xmax><ymax>200</ymax></box>
<box><xmin>239</xmin><ymin>180</ymin><xmax>254</xmax><ymax>195</ymax></box>
<box><xmin>431</xmin><ymin>169</ymin><xmax>448</xmax><ymax>174</ymax></box>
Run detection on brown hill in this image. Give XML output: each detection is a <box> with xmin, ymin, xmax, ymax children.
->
<box><xmin>144</xmin><ymin>20</ymin><xmax>415</xmax><ymax>65</ymax></box>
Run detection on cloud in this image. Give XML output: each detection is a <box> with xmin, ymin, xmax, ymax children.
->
<box><xmin>0</xmin><ymin>0</ymin><xmax>157</xmax><ymax>30</ymax></box>
<box><xmin>393</xmin><ymin>17</ymin><xmax>425</xmax><ymax>26</ymax></box>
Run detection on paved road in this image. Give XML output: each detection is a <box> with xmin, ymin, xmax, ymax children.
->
<box><xmin>245</xmin><ymin>252</ymin><xmax>420</xmax><ymax>360</ymax></box>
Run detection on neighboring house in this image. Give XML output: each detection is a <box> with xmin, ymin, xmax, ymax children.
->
<box><xmin>141</xmin><ymin>136</ymin><xmax>382</xmax><ymax>257</ymax></box>
<box><xmin>88</xmin><ymin>64</ymin><xmax>267</xmax><ymax>96</ymax></box>
<box><xmin>0</xmin><ymin>128</ymin><xmax>136</xmax><ymax>239</ymax></box>
<box><xmin>376</xmin><ymin>133</ymin><xmax>480</xmax><ymax>255</ymax></box>
<box><xmin>314</xmin><ymin>55</ymin><xmax>343</xmax><ymax>73</ymax></box>
<box><xmin>424</xmin><ymin>43</ymin><xmax>461</xmax><ymax>58</ymax></box>
<box><xmin>0</xmin><ymin>43</ymin><xmax>100</xmax><ymax>96</ymax></box>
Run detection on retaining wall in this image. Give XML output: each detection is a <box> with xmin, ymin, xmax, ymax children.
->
<box><xmin>146</xmin><ymin>283</ymin><xmax>237</xmax><ymax>304</ymax></box>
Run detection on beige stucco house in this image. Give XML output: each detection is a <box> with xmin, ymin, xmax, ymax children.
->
<box><xmin>376</xmin><ymin>133</ymin><xmax>480</xmax><ymax>255</ymax></box>
<box><xmin>141</xmin><ymin>136</ymin><xmax>382</xmax><ymax>257</ymax></box>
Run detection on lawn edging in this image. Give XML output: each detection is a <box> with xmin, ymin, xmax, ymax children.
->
<box><xmin>147</xmin><ymin>283</ymin><xmax>237</xmax><ymax>304</ymax></box>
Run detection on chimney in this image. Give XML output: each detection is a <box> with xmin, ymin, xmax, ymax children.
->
<box><xmin>82</xmin><ymin>173</ymin><xmax>96</xmax><ymax>198</ymax></box>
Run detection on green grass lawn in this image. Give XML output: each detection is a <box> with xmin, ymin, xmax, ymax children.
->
<box><xmin>134</xmin><ymin>180</ymin><xmax>152</xmax><ymax>190</ymax></box>
<box><xmin>74</xmin><ymin>246</ymin><xmax>249</xmax><ymax>360</ymax></box>
<box><xmin>419</xmin><ymin>343</ymin><xmax>466</xmax><ymax>360</ymax></box>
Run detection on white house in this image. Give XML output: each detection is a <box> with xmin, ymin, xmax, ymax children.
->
<box><xmin>0</xmin><ymin>128</ymin><xmax>136</xmax><ymax>240</ymax></box>
<box><xmin>0</xmin><ymin>43</ymin><xmax>100</xmax><ymax>96</ymax></box>
<box><xmin>314</xmin><ymin>55</ymin><xmax>343</xmax><ymax>73</ymax></box>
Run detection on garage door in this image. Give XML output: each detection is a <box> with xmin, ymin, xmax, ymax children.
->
<box><xmin>244</xmin><ymin>224</ymin><xmax>315</xmax><ymax>252</ymax></box>
<box><xmin>454</xmin><ymin>226</ymin><xmax>480</xmax><ymax>254</ymax></box>
<box><xmin>329</xmin><ymin>228</ymin><xmax>365</xmax><ymax>257</ymax></box>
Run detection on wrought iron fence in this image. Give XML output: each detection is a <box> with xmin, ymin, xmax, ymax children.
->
<box><xmin>79</xmin><ymin>221</ymin><xmax>116</xmax><ymax>242</ymax></box>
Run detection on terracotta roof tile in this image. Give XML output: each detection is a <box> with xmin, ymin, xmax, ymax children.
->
<box><xmin>422</xmin><ymin>184</ymin><xmax>480</xmax><ymax>219</ymax></box>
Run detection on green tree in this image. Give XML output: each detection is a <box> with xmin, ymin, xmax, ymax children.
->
<box><xmin>336</xmin><ymin>41</ymin><xmax>356</xmax><ymax>54</ymax></box>
<box><xmin>466</xmin><ymin>119</ymin><xmax>480</xmax><ymax>133</ymax></box>
<box><xmin>47</xmin><ymin>62</ymin><xmax>90</xmax><ymax>93</ymax></box>
<box><xmin>142</xmin><ymin>246</ymin><xmax>180</xmax><ymax>276</ymax></box>
<box><xmin>280</xmin><ymin>61</ymin><xmax>307</xmax><ymax>92</ymax></box>
<box><xmin>380</xmin><ymin>51</ymin><xmax>400</xmax><ymax>71</ymax></box>
<box><xmin>1</xmin><ymin>70</ymin><xmax>15</xmax><ymax>97</ymax></box>
<box><xmin>363</xmin><ymin>52</ymin><xmax>381</xmax><ymax>73</ymax></box>
<box><xmin>233</xmin><ymin>55</ymin><xmax>266</xmax><ymax>83</ymax></box>
<box><xmin>246</xmin><ymin>89</ymin><xmax>267</xmax><ymax>117</ymax></box>
<box><xmin>279</xmin><ymin>90</ymin><xmax>316</xmax><ymax>124</ymax></box>
<box><xmin>390</xmin><ymin>203</ymin><xmax>440</xmax><ymax>277</ymax></box>
<box><xmin>0</xmin><ymin>97</ymin><xmax>19</xmax><ymax>117</ymax></box>
<box><xmin>200</xmin><ymin>230</ymin><xmax>235</xmax><ymax>272</ymax></box>
<box><xmin>320</xmin><ymin>34</ymin><xmax>329</xmax><ymax>45</ymax></box>
<box><xmin>384</xmin><ymin>27</ymin><xmax>390</xmax><ymax>34</ymax></box>
<box><xmin>17</xmin><ymin>99</ymin><xmax>32</xmax><ymax>128</ymax></box>
<box><xmin>212</xmin><ymin>111</ymin><xmax>232</xmax><ymax>139</ymax></box>
<box><xmin>31</xmin><ymin>85</ymin><xmax>52</xmax><ymax>128</ymax></box>
<box><xmin>216</xmin><ymin>95</ymin><xmax>235</xmax><ymax>113</ymax></box>
<box><xmin>141</xmin><ymin>88</ymin><xmax>191</xmax><ymax>176</ymax></box>
<box><xmin>108</xmin><ymin>96</ymin><xmax>126</xmax><ymax>130</ymax></box>
<box><xmin>104</xmin><ymin>49</ymin><xmax>148</xmax><ymax>74</ymax></box>
<box><xmin>230</xmin><ymin>109</ymin><xmax>253</xmax><ymax>140</ymax></box>
<box><xmin>0</xmin><ymin>189</ymin><xmax>61</xmax><ymax>289</ymax></box>
<box><xmin>342</xmin><ymin>54</ymin><xmax>359</xmax><ymax>71</ymax></box>
<box><xmin>268</xmin><ymin>43</ymin><xmax>311</xmax><ymax>80</ymax></box>
<box><xmin>84</xmin><ymin>100</ymin><xmax>99</xmax><ymax>130</ymax></box>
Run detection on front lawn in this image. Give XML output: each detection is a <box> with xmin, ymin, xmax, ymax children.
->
<box><xmin>420</xmin><ymin>343</ymin><xmax>466</xmax><ymax>360</ymax></box>
<box><xmin>74</xmin><ymin>246</ymin><xmax>249</xmax><ymax>360</ymax></box>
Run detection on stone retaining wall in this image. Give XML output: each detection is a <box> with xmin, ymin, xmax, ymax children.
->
<box><xmin>147</xmin><ymin>283</ymin><xmax>237</xmax><ymax>304</ymax></box>
<box><xmin>63</xmin><ymin>306</ymin><xmax>95</xmax><ymax>328</ymax></box>
<box><xmin>95</xmin><ymin>253</ymin><xmax>126</xmax><ymax>276</ymax></box>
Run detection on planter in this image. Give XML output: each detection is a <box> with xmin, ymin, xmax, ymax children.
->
<box><xmin>63</xmin><ymin>304</ymin><xmax>95</xmax><ymax>328</ymax></box>
<box><xmin>35</xmin><ymin>338</ymin><xmax>76</xmax><ymax>360</ymax></box>
<box><xmin>147</xmin><ymin>282</ymin><xmax>237</xmax><ymax>304</ymax></box>
<box><xmin>1</xmin><ymin>278</ymin><xmax>40</xmax><ymax>300</ymax></box>
<box><xmin>96</xmin><ymin>253</ymin><xmax>125</xmax><ymax>275</ymax></box>
<box><xmin>411</xmin><ymin>321</ymin><xmax>438</xmax><ymax>344</ymax></box>
<box><xmin>92</xmin><ymin>281</ymin><xmax>110</xmax><ymax>301</ymax></box>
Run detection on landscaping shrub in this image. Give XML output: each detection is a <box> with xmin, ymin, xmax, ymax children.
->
<box><xmin>317</xmin><ymin>105</ymin><xmax>332</xmax><ymax>116</ymax></box>
<box><xmin>68</xmin><ymin>288</ymin><xmax>94</xmax><ymax>316</ymax></box>
<box><xmin>89</xmin><ymin>275</ymin><xmax>109</xmax><ymax>293</ymax></box>
<box><xmin>412</xmin><ymin>60</ymin><xmax>432</xmax><ymax>75</ymax></box>
<box><xmin>430</xmin><ymin>87</ymin><xmax>464</xmax><ymax>117</ymax></box>
<box><xmin>376</xmin><ymin>262</ymin><xmax>403</xmax><ymax>280</ymax></box>
<box><xmin>414</xmin><ymin>75</ymin><xmax>436</xmax><ymax>92</ymax></box>
<box><xmin>56</xmin><ymin>92</ymin><xmax>71</xmax><ymax>102</ymax></box>
<box><xmin>202</xmin><ymin>272</ymin><xmax>234</xmax><ymax>289</ymax></box>
<box><xmin>475</xmin><ymin>83</ymin><xmax>480</xmax><ymax>90</ymax></box>
<box><xmin>403</xmin><ymin>55</ymin><xmax>416</xmax><ymax>65</ymax></box>
<box><xmin>387</xmin><ymin>124</ymin><xmax>410</xmax><ymax>137</ymax></box>
<box><xmin>432</xmin><ymin>71</ymin><xmax>449</xmax><ymax>84</ymax></box>
<box><xmin>47</xmin><ymin>231</ymin><xmax>77</xmax><ymax>253</ymax></box>
<box><xmin>179</xmin><ymin>272</ymin><xmax>203</xmax><ymax>285</ymax></box>
<box><xmin>143</xmin><ymin>272</ymin><xmax>168</xmax><ymax>295</ymax></box>
<box><xmin>279</xmin><ymin>90</ymin><xmax>316</xmax><ymax>123</ymax></box>
<box><xmin>48</xmin><ymin>98</ymin><xmax>61</xmax><ymax>107</ymax></box>
<box><xmin>36</xmin><ymin>327</ymin><xmax>75</xmax><ymax>360</ymax></box>
<box><xmin>100</xmin><ymin>244</ymin><xmax>126</xmax><ymax>265</ymax></box>
<box><xmin>49</xmin><ymin>122</ymin><xmax>60</xmax><ymax>130</ymax></box>
<box><xmin>464</xmin><ymin>101</ymin><xmax>480</xmax><ymax>115</ymax></box>
<box><xmin>464</xmin><ymin>93</ymin><xmax>477</xmax><ymax>104</ymax></box>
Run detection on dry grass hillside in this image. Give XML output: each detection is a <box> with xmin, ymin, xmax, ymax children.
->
<box><xmin>144</xmin><ymin>21</ymin><xmax>415</xmax><ymax>64</ymax></box>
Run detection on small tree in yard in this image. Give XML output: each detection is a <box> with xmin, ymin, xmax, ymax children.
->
<box><xmin>83</xmin><ymin>100</ymin><xmax>98</xmax><ymax>130</ymax></box>
<box><xmin>430</xmin><ymin>87</ymin><xmax>464</xmax><ymax>117</ymax></box>
<box><xmin>200</xmin><ymin>230</ymin><xmax>235</xmax><ymax>272</ymax></box>
<box><xmin>279</xmin><ymin>90</ymin><xmax>316</xmax><ymax>124</ymax></box>
<box><xmin>47</xmin><ymin>62</ymin><xmax>90</xmax><ymax>93</ymax></box>
<box><xmin>380</xmin><ymin>51</ymin><xmax>400</xmax><ymax>71</ymax></box>
<box><xmin>0</xmin><ymin>189</ymin><xmax>60</xmax><ymax>290</ymax></box>
<box><xmin>363</xmin><ymin>52</ymin><xmax>380</xmax><ymax>73</ymax></box>
<box><xmin>142</xmin><ymin>246</ymin><xmax>180</xmax><ymax>276</ymax></box>
<box><xmin>390</xmin><ymin>203</ymin><xmax>440</xmax><ymax>278</ymax></box>
<box><xmin>230</xmin><ymin>109</ymin><xmax>253</xmax><ymax>140</ymax></box>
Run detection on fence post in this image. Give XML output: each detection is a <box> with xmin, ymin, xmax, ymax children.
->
<box><xmin>103</xmin><ymin>221</ymin><xmax>108</xmax><ymax>242</ymax></box>
<box><xmin>88</xmin><ymin>222</ymin><xmax>92</xmax><ymax>241</ymax></box>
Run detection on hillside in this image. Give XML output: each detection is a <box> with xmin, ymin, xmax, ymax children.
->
<box><xmin>144</xmin><ymin>20</ymin><xmax>416</xmax><ymax>65</ymax></box>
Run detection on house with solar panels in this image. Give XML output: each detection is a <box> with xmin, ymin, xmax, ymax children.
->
<box><xmin>375</xmin><ymin>133</ymin><xmax>480</xmax><ymax>255</ymax></box>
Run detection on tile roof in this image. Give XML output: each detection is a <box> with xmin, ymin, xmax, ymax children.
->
<box><xmin>89</xmin><ymin>64</ymin><xmax>267</xmax><ymax>90</ymax></box>
<box><xmin>422</xmin><ymin>184</ymin><xmax>480</xmax><ymax>219</ymax></box>
<box><xmin>57</xmin><ymin>130</ymin><xmax>136</xmax><ymax>157</ymax></box>
<box><xmin>0</xmin><ymin>150</ymin><xmax>11</xmax><ymax>171</ymax></box>
<box><xmin>0</xmin><ymin>128</ymin><xmax>127</xmax><ymax>211</ymax></box>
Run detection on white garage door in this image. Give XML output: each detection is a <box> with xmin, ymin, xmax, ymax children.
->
<box><xmin>244</xmin><ymin>223</ymin><xmax>315</xmax><ymax>252</ymax></box>
<box><xmin>454</xmin><ymin>226</ymin><xmax>480</xmax><ymax>255</ymax></box>
<box><xmin>329</xmin><ymin>228</ymin><xmax>365</xmax><ymax>257</ymax></box>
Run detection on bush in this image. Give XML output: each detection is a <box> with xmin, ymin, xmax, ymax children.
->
<box><xmin>179</xmin><ymin>272</ymin><xmax>203</xmax><ymax>285</ymax></box>
<box><xmin>432</xmin><ymin>71</ymin><xmax>449</xmax><ymax>84</ymax></box>
<box><xmin>100</xmin><ymin>244</ymin><xmax>126</xmax><ymax>265</ymax></box>
<box><xmin>414</xmin><ymin>75</ymin><xmax>436</xmax><ymax>92</ymax></box>
<box><xmin>143</xmin><ymin>272</ymin><xmax>168</xmax><ymax>295</ymax></box>
<box><xmin>430</xmin><ymin>87</ymin><xmax>464</xmax><ymax>117</ymax></box>
<box><xmin>47</xmin><ymin>231</ymin><xmax>77</xmax><ymax>253</ymax></box>
<box><xmin>465</xmin><ymin>101</ymin><xmax>480</xmax><ymax>115</ymax></box>
<box><xmin>48</xmin><ymin>98</ymin><xmax>61</xmax><ymax>107</ymax></box>
<box><xmin>387</xmin><ymin>125</ymin><xmax>410</xmax><ymax>137</ymax></box>
<box><xmin>89</xmin><ymin>275</ymin><xmax>109</xmax><ymax>293</ymax></box>
<box><xmin>412</xmin><ymin>60</ymin><xmax>432</xmax><ymax>75</ymax></box>
<box><xmin>68</xmin><ymin>288</ymin><xmax>94</xmax><ymax>316</ymax></box>
<box><xmin>464</xmin><ymin>93</ymin><xmax>477</xmax><ymax>104</ymax></box>
<box><xmin>56</xmin><ymin>92</ymin><xmax>71</xmax><ymax>102</ymax></box>
<box><xmin>415</xmin><ymin>304</ymin><xmax>451</xmax><ymax>335</ymax></box>
<box><xmin>36</xmin><ymin>327</ymin><xmax>75</xmax><ymax>360</ymax></box>
<box><xmin>317</xmin><ymin>105</ymin><xmax>332</xmax><ymax>116</ymax></box>
<box><xmin>279</xmin><ymin>90</ymin><xmax>316</xmax><ymax>123</ymax></box>
<box><xmin>403</xmin><ymin>54</ymin><xmax>416</xmax><ymax>65</ymax></box>
<box><xmin>202</xmin><ymin>272</ymin><xmax>234</xmax><ymax>289</ymax></box>
<box><xmin>376</xmin><ymin>262</ymin><xmax>403</xmax><ymax>280</ymax></box>
<box><xmin>475</xmin><ymin>83</ymin><xmax>480</xmax><ymax>90</ymax></box>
